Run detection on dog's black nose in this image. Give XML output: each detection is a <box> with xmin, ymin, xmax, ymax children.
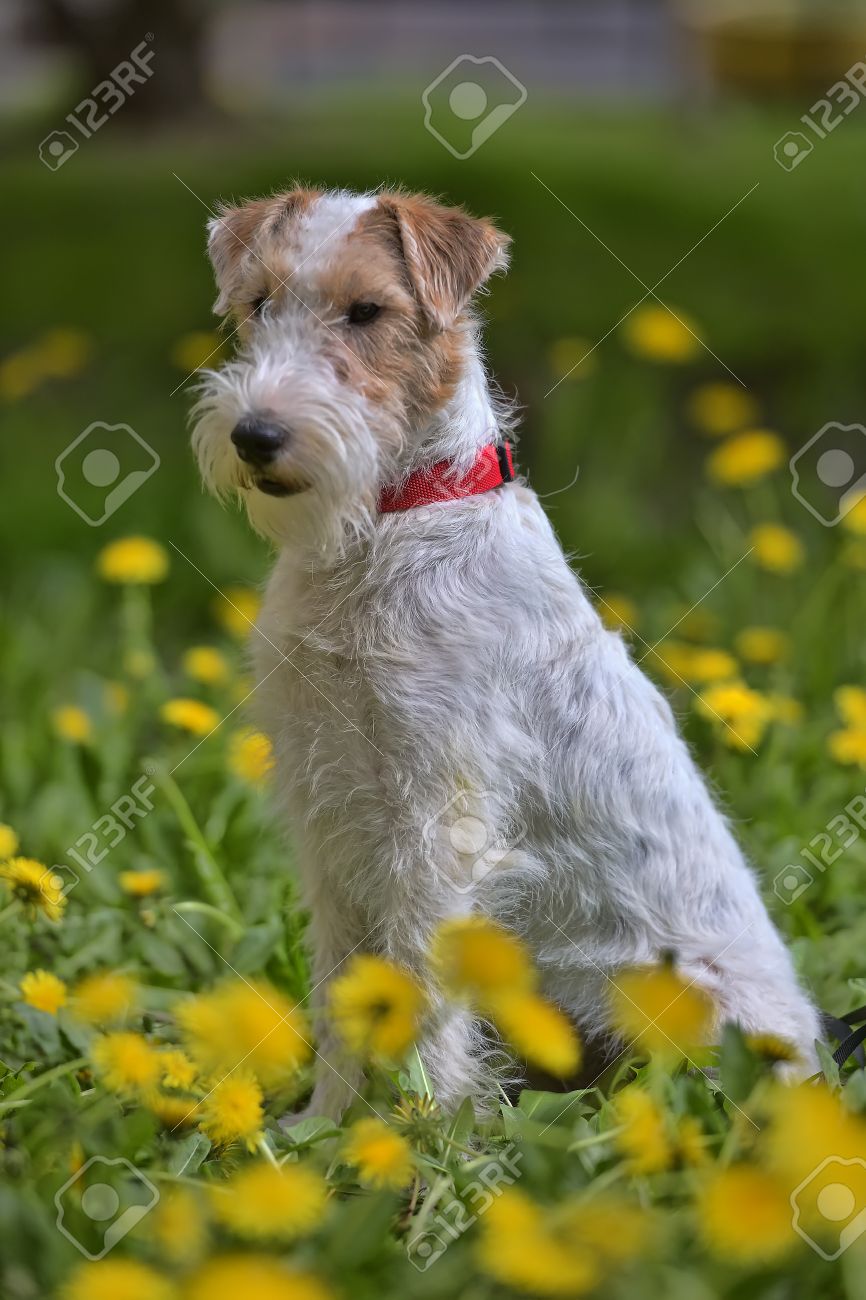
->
<box><xmin>230</xmin><ymin>416</ymin><xmax>286</xmax><ymax>464</ymax></box>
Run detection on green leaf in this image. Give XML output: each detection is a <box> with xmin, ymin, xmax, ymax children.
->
<box><xmin>166</xmin><ymin>1132</ymin><xmax>211</xmax><ymax>1176</ymax></box>
<box><xmin>278</xmin><ymin>1116</ymin><xmax>343</xmax><ymax>1148</ymax></box>
<box><xmin>447</xmin><ymin>1096</ymin><xmax>476</xmax><ymax>1149</ymax></box>
<box><xmin>816</xmin><ymin>1038</ymin><xmax>842</xmax><ymax>1091</ymax></box>
<box><xmin>718</xmin><ymin>1023</ymin><xmax>761</xmax><ymax>1103</ymax></box>
<box><xmin>230</xmin><ymin>919</ymin><xmax>285</xmax><ymax>973</ymax></box>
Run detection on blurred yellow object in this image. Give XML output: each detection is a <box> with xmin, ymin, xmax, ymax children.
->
<box><xmin>34</xmin><ymin>328</ymin><xmax>93</xmax><ymax>378</ymax></box>
<box><xmin>52</xmin><ymin>705</ymin><xmax>92</xmax><ymax>744</ymax></box>
<box><xmin>735</xmin><ymin>627</ymin><xmax>789</xmax><ymax>664</ymax></box>
<box><xmin>0</xmin><ymin>823</ymin><xmax>20</xmax><ymax>859</ymax></box>
<box><xmin>707</xmin><ymin>430</ymin><xmax>785</xmax><ymax>487</ymax></box>
<box><xmin>120</xmin><ymin>869</ymin><xmax>167</xmax><ymax>897</ymax></box>
<box><xmin>228</xmin><ymin>729</ymin><xmax>274</xmax><ymax>783</ymax></box>
<box><xmin>97</xmin><ymin>536</ymin><xmax>169</xmax><ymax>584</ymax></box>
<box><xmin>182</xmin><ymin>645</ymin><xmax>230</xmax><ymax>686</ymax></box>
<box><xmin>687</xmin><ymin>382</ymin><xmax>758</xmax><ymax>436</ymax></box>
<box><xmin>0</xmin><ymin>350</ymin><xmax>44</xmax><ymax>401</ymax></box>
<box><xmin>695</xmin><ymin>679</ymin><xmax>772</xmax><ymax>750</ymax></box>
<box><xmin>748</xmin><ymin>523</ymin><xmax>804</xmax><ymax>573</ymax></box>
<box><xmin>652</xmin><ymin>641</ymin><xmax>737</xmax><ymax>685</ymax></box>
<box><xmin>213</xmin><ymin>586</ymin><xmax>261</xmax><ymax>638</ymax></box>
<box><xmin>697</xmin><ymin>1165</ymin><xmax>795</xmax><ymax>1264</ymax></box>
<box><xmin>20</xmin><ymin>969</ymin><xmax>68</xmax><ymax>1015</ymax></box>
<box><xmin>622</xmin><ymin>305</ymin><xmax>701</xmax><ymax>363</ymax></box>
<box><xmin>767</xmin><ymin>694</ymin><xmax>803</xmax><ymax>725</ymax></box>
<box><xmin>160</xmin><ymin>698</ymin><xmax>220</xmax><ymax>736</ymax></box>
<box><xmin>548</xmin><ymin>336</ymin><xmax>597</xmax><ymax>380</ymax></box>
<box><xmin>170</xmin><ymin>330</ymin><xmax>223</xmax><ymax>372</ymax></box>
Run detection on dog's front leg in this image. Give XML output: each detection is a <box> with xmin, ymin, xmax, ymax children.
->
<box><xmin>301</xmin><ymin>875</ymin><xmax>372</xmax><ymax>1121</ymax></box>
<box><xmin>377</xmin><ymin>879</ymin><xmax>492</xmax><ymax>1111</ymax></box>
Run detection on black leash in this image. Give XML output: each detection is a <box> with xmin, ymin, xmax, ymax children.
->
<box><xmin>822</xmin><ymin>1005</ymin><xmax>866</xmax><ymax>1069</ymax></box>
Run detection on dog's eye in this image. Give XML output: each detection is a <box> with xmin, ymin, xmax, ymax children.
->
<box><xmin>251</xmin><ymin>294</ymin><xmax>268</xmax><ymax>317</ymax></box>
<box><xmin>347</xmin><ymin>301</ymin><xmax>380</xmax><ymax>325</ymax></box>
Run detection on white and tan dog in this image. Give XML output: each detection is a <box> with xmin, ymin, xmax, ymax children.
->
<box><xmin>192</xmin><ymin>186</ymin><xmax>820</xmax><ymax>1115</ymax></box>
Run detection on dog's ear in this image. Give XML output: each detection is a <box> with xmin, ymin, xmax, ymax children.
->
<box><xmin>205</xmin><ymin>202</ymin><xmax>260</xmax><ymax>317</ymax></box>
<box><xmin>378</xmin><ymin>192</ymin><xmax>510</xmax><ymax>330</ymax></box>
<box><xmin>205</xmin><ymin>190</ymin><xmax>318</xmax><ymax>316</ymax></box>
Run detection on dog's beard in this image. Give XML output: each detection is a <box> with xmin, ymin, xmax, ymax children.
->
<box><xmin>191</xmin><ymin>337</ymin><xmax>401</xmax><ymax>559</ymax></box>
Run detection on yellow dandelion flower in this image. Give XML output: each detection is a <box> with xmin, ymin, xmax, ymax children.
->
<box><xmin>599</xmin><ymin>593</ymin><xmax>639</xmax><ymax>633</ymax></box>
<box><xmin>51</xmin><ymin>705</ymin><xmax>92</xmax><ymax>744</ymax></box>
<box><xmin>329</xmin><ymin>954</ymin><xmax>426</xmax><ymax>1061</ymax></box>
<box><xmin>548</xmin><ymin>336</ymin><xmax>597</xmax><ymax>381</ymax></box>
<box><xmin>227</xmin><ymin>729</ymin><xmax>275</xmax><ymax>784</ymax></box>
<box><xmin>695</xmin><ymin>679</ymin><xmax>772</xmax><ymax>750</ymax></box>
<box><xmin>184</xmin><ymin>1256</ymin><xmax>333</xmax><ymax>1300</ymax></box>
<box><xmin>735</xmin><ymin>626</ymin><xmax>789</xmax><ymax>665</ymax></box>
<box><xmin>650</xmin><ymin>640</ymin><xmax>700</xmax><ymax>685</ymax></box>
<box><xmin>119</xmin><ymin>868</ymin><xmax>167</xmax><ymax>897</ymax></box>
<box><xmin>488</xmin><ymin>990</ymin><xmax>581</xmax><ymax>1078</ymax></box>
<box><xmin>20</xmin><ymin>969</ymin><xmax>67</xmax><ymax>1015</ymax></box>
<box><xmin>677</xmin><ymin>1115</ymin><xmax>710</xmax><ymax>1166</ymax></box>
<box><xmin>685</xmin><ymin>647</ymin><xmax>739</xmax><ymax>683</ymax></box>
<box><xmin>841</xmin><ymin>493</ymin><xmax>866</xmax><ymax>535</ymax></box>
<box><xmin>0</xmin><ymin>857</ymin><xmax>66</xmax><ymax>922</ymax></box>
<box><xmin>431</xmin><ymin>916</ymin><xmax>535</xmax><ymax>1007</ymax></box>
<box><xmin>698</xmin><ymin>1165</ymin><xmax>795</xmax><ymax>1263</ymax></box>
<box><xmin>622</xmin><ymin>304</ymin><xmax>700</xmax><ymax>364</ymax></box>
<box><xmin>211</xmin><ymin>1161</ymin><xmax>328</xmax><ymax>1240</ymax></box>
<box><xmin>477</xmin><ymin>1188</ymin><xmax>600</xmax><ymax>1296</ymax></box>
<box><xmin>614</xmin><ymin>1088</ymin><xmax>673</xmax><ymax>1174</ymax></box>
<box><xmin>213</xmin><ymin>586</ymin><xmax>261</xmax><ymax>639</ymax></box>
<box><xmin>148</xmin><ymin>1186</ymin><xmax>206</xmax><ymax>1264</ymax></box>
<box><xmin>687</xmin><ymin>382</ymin><xmax>758</xmax><ymax>437</ymax></box>
<box><xmin>609</xmin><ymin>963</ymin><xmax>714</xmax><ymax>1059</ymax></box>
<box><xmin>170</xmin><ymin>330</ymin><xmax>223</xmax><ymax>372</ymax></box>
<box><xmin>71</xmin><ymin>970</ymin><xmax>137</xmax><ymax>1025</ymax></box>
<box><xmin>744</xmin><ymin>1033</ymin><xmax>800</xmax><ymax>1064</ymax></box>
<box><xmin>92</xmin><ymin>1031</ymin><xmax>160</xmax><ymax>1096</ymax></box>
<box><xmin>199</xmin><ymin>1074</ymin><xmax>264</xmax><ymax>1149</ymax></box>
<box><xmin>672</xmin><ymin>605</ymin><xmax>721</xmax><ymax>643</ymax></box>
<box><xmin>35</xmin><ymin>327</ymin><xmax>93</xmax><ymax>378</ymax></box>
<box><xmin>558</xmin><ymin>1193</ymin><xmax>650</xmax><ymax>1263</ymax></box>
<box><xmin>0</xmin><ymin>822</ymin><xmax>19</xmax><ymax>859</ymax></box>
<box><xmin>160</xmin><ymin>1048</ymin><xmax>198</xmax><ymax>1090</ymax></box>
<box><xmin>835</xmin><ymin>685</ymin><xmax>866</xmax><ymax>727</ymax></box>
<box><xmin>160</xmin><ymin>698</ymin><xmax>220</xmax><ymax>736</ymax></box>
<box><xmin>179</xmin><ymin>979</ymin><xmax>311</xmax><ymax>1087</ymax></box>
<box><xmin>344</xmin><ymin>1117</ymin><xmax>414</xmax><ymax>1190</ymax></box>
<box><xmin>749</xmin><ymin>523</ymin><xmax>805</xmax><ymax>574</ymax></box>
<box><xmin>762</xmin><ymin>1082</ymin><xmax>866</xmax><ymax>1187</ymax></box>
<box><xmin>97</xmin><ymin>536</ymin><xmax>169</xmax><ymax>585</ymax></box>
<box><xmin>828</xmin><ymin>728</ymin><xmax>866</xmax><ymax>767</ymax></box>
<box><xmin>147</xmin><ymin>1093</ymin><xmax>200</xmax><ymax>1128</ymax></box>
<box><xmin>707</xmin><ymin>430</ymin><xmax>786</xmax><ymax>488</ymax></box>
<box><xmin>182</xmin><ymin>645</ymin><xmax>230</xmax><ymax>686</ymax></box>
<box><xmin>61</xmin><ymin>1258</ymin><xmax>176</xmax><ymax>1300</ymax></box>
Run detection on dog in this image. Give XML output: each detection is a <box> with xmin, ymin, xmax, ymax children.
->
<box><xmin>192</xmin><ymin>186</ymin><xmax>821</xmax><ymax>1115</ymax></box>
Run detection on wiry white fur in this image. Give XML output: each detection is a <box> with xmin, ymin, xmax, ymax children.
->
<box><xmin>191</xmin><ymin>189</ymin><xmax>821</xmax><ymax>1117</ymax></box>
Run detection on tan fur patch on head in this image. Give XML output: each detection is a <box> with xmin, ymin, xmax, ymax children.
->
<box><xmin>207</xmin><ymin>188</ymin><xmax>321</xmax><ymax>315</ymax></box>
<box><xmin>377</xmin><ymin>191</ymin><xmax>511</xmax><ymax>330</ymax></box>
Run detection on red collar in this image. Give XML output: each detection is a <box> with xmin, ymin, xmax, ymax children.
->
<box><xmin>378</xmin><ymin>442</ymin><xmax>515</xmax><ymax>513</ymax></box>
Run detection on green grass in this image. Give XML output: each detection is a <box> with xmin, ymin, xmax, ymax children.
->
<box><xmin>3</xmin><ymin>100</ymin><xmax>866</xmax><ymax>1298</ymax></box>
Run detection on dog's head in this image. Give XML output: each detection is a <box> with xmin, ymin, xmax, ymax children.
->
<box><xmin>191</xmin><ymin>186</ymin><xmax>510</xmax><ymax>552</ymax></box>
